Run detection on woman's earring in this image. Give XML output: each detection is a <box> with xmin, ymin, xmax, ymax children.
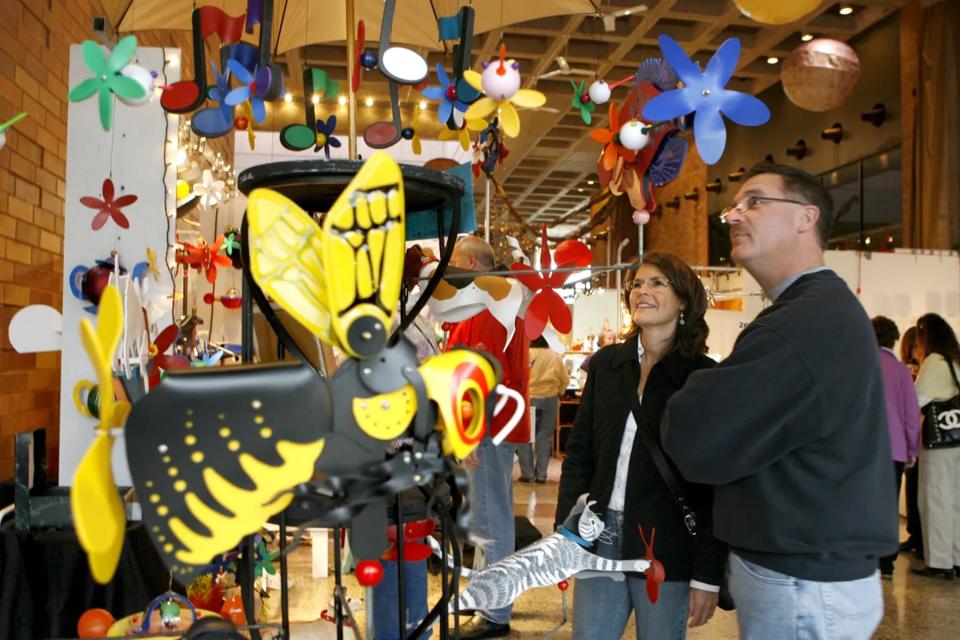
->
<box><xmin>679</xmin><ymin>310</ymin><xmax>686</xmax><ymax>326</ymax></box>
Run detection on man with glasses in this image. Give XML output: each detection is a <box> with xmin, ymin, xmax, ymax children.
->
<box><xmin>661</xmin><ymin>164</ymin><xmax>897</xmax><ymax>639</ymax></box>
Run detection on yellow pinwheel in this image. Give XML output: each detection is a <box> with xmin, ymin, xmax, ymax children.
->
<box><xmin>463</xmin><ymin>45</ymin><xmax>546</xmax><ymax>138</ymax></box>
<box><xmin>439</xmin><ymin>118</ymin><xmax>488</xmax><ymax>151</ymax></box>
<box><xmin>71</xmin><ymin>285</ymin><xmax>132</xmax><ymax>584</ymax></box>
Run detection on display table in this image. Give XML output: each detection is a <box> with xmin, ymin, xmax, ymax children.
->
<box><xmin>0</xmin><ymin>522</ymin><xmax>170</xmax><ymax>639</ymax></box>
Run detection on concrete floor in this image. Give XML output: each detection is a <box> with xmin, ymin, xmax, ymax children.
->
<box><xmin>269</xmin><ymin>457</ymin><xmax>959</xmax><ymax>639</ymax></box>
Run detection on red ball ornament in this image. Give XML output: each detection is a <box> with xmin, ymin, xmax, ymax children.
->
<box><xmin>445</xmin><ymin>85</ymin><xmax>458</xmax><ymax>101</ymax></box>
<box><xmin>557</xmin><ymin>580</ymin><xmax>570</xmax><ymax>591</ymax></box>
<box><xmin>356</xmin><ymin>559</ymin><xmax>384</xmax><ymax>587</ymax></box>
<box><xmin>82</xmin><ymin>264</ymin><xmax>113</xmax><ymax>306</ymax></box>
<box><xmin>78</xmin><ymin>608</ymin><xmax>115</xmax><ymax>638</ymax></box>
<box><xmin>579</xmin><ymin>93</ymin><xmax>590</xmax><ymax>104</ymax></box>
<box><xmin>234</xmin><ymin>116</ymin><xmax>249</xmax><ymax>131</ymax></box>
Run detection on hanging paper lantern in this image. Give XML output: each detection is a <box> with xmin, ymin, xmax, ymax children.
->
<box><xmin>734</xmin><ymin>0</ymin><xmax>819</xmax><ymax>24</ymax></box>
<box><xmin>781</xmin><ymin>39</ymin><xmax>860</xmax><ymax>112</ymax></box>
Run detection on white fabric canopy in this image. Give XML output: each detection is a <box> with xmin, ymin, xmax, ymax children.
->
<box><xmin>110</xmin><ymin>0</ymin><xmax>596</xmax><ymax>52</ymax></box>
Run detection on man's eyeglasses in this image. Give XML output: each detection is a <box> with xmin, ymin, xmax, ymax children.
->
<box><xmin>718</xmin><ymin>195</ymin><xmax>808</xmax><ymax>224</ymax></box>
<box><xmin>625</xmin><ymin>277</ymin><xmax>672</xmax><ymax>293</ymax></box>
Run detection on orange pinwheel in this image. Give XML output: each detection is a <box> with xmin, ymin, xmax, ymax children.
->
<box><xmin>590</xmin><ymin>102</ymin><xmax>637</xmax><ymax>172</ymax></box>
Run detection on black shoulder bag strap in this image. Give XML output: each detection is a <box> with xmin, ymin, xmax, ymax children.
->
<box><xmin>622</xmin><ymin>377</ymin><xmax>698</xmax><ymax>536</ymax></box>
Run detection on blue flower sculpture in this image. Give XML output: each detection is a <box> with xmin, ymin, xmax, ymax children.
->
<box><xmin>315</xmin><ymin>115</ymin><xmax>342</xmax><ymax>158</ymax></box>
<box><xmin>422</xmin><ymin>63</ymin><xmax>468</xmax><ymax>126</ymax></box>
<box><xmin>642</xmin><ymin>35</ymin><xmax>770</xmax><ymax>165</ymax></box>
<box><xmin>225</xmin><ymin>59</ymin><xmax>270</xmax><ymax>123</ymax></box>
<box><xmin>208</xmin><ymin>61</ymin><xmax>233</xmax><ymax>125</ymax></box>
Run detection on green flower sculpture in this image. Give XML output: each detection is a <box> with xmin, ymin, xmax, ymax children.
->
<box><xmin>68</xmin><ymin>35</ymin><xmax>146</xmax><ymax>131</ymax></box>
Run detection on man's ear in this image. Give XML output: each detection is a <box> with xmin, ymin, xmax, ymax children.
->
<box><xmin>797</xmin><ymin>204</ymin><xmax>820</xmax><ymax>234</ymax></box>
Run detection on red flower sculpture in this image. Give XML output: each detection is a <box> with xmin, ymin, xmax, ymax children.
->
<box><xmin>510</xmin><ymin>227</ymin><xmax>592</xmax><ymax>341</ymax></box>
<box><xmin>147</xmin><ymin>324</ymin><xmax>189</xmax><ymax>388</ymax></box>
<box><xmin>179</xmin><ymin>235</ymin><xmax>232</xmax><ymax>284</ymax></box>
<box><xmin>80</xmin><ymin>178</ymin><xmax>137</xmax><ymax>230</ymax></box>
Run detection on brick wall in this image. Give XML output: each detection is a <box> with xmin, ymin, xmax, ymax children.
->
<box><xmin>0</xmin><ymin>0</ymin><xmax>109</xmax><ymax>481</ymax></box>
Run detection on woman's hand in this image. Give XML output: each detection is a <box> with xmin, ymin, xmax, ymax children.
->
<box><xmin>688</xmin><ymin>587</ymin><xmax>719</xmax><ymax>627</ymax></box>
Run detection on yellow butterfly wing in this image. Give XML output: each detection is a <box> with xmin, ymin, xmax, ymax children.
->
<box><xmin>246</xmin><ymin>188</ymin><xmax>333</xmax><ymax>344</ymax></box>
<box><xmin>247</xmin><ymin>152</ymin><xmax>405</xmax><ymax>359</ymax></box>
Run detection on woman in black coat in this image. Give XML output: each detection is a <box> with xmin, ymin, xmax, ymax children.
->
<box><xmin>556</xmin><ymin>252</ymin><xmax>726</xmax><ymax>640</ymax></box>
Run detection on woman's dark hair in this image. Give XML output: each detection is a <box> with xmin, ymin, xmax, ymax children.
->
<box><xmin>900</xmin><ymin>326</ymin><xmax>919</xmax><ymax>364</ymax></box>
<box><xmin>871</xmin><ymin>316</ymin><xmax>900</xmax><ymax>349</ymax></box>
<box><xmin>531</xmin><ymin>336</ymin><xmax>549</xmax><ymax>348</ymax></box>
<box><xmin>917</xmin><ymin>313</ymin><xmax>960</xmax><ymax>364</ymax></box>
<box><xmin>623</xmin><ymin>251</ymin><xmax>709</xmax><ymax>357</ymax></box>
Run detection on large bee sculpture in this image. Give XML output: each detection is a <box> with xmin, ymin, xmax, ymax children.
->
<box><xmin>71</xmin><ymin>153</ymin><xmax>522</xmax><ymax>582</ymax></box>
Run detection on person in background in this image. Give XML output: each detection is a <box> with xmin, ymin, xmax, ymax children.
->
<box><xmin>900</xmin><ymin>325</ymin><xmax>926</xmax><ymax>557</ymax></box>
<box><xmin>871</xmin><ymin>316</ymin><xmax>921</xmax><ymax>579</ymax></box>
<box><xmin>558</xmin><ymin>252</ymin><xmax>725</xmax><ymax>640</ymax></box>
<box><xmin>662</xmin><ymin>164</ymin><xmax>896</xmax><ymax>640</ymax></box>
<box><xmin>577</xmin><ymin>328</ymin><xmax>617</xmax><ymax>391</ymax></box>
<box><xmin>912</xmin><ymin>313</ymin><xmax>960</xmax><ymax>580</ymax></box>
<box><xmin>445</xmin><ymin>235</ymin><xmax>530</xmax><ymax>638</ymax></box>
<box><xmin>518</xmin><ymin>336</ymin><xmax>570</xmax><ymax>484</ymax></box>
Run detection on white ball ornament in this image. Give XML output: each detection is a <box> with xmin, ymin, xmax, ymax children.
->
<box><xmin>588</xmin><ymin>80</ymin><xmax>611</xmax><ymax>105</ymax></box>
<box><xmin>481</xmin><ymin>60</ymin><xmax>521</xmax><ymax>101</ymax></box>
<box><xmin>118</xmin><ymin>64</ymin><xmax>155</xmax><ymax>105</ymax></box>
<box><xmin>618</xmin><ymin>120</ymin><xmax>649</xmax><ymax>152</ymax></box>
<box><xmin>633</xmin><ymin>210</ymin><xmax>651</xmax><ymax>225</ymax></box>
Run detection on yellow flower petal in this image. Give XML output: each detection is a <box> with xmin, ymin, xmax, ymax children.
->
<box><xmin>511</xmin><ymin>89</ymin><xmax>547</xmax><ymax>109</ymax></box>
<box><xmin>499</xmin><ymin>102</ymin><xmax>520</xmax><ymax>138</ymax></box>
<box><xmin>465</xmin><ymin>97</ymin><xmax>498</xmax><ymax>121</ymax></box>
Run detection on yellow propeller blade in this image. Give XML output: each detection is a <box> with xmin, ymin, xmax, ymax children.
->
<box><xmin>72</xmin><ymin>433</ymin><xmax>125</xmax><ymax>584</ymax></box>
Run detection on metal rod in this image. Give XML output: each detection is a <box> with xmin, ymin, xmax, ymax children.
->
<box><xmin>414</xmin><ymin>261</ymin><xmax>639</xmax><ymax>282</ymax></box>
<box><xmin>279</xmin><ymin>511</ymin><xmax>290</xmax><ymax>638</ymax></box>
<box><xmin>396</xmin><ymin>494</ymin><xmax>407</xmax><ymax>639</ymax></box>
<box><xmin>334</xmin><ymin>526</ymin><xmax>344</xmax><ymax>640</ymax></box>
<box><xmin>346</xmin><ymin>0</ymin><xmax>357</xmax><ymax>159</ymax></box>
<box><xmin>484</xmin><ymin>178</ymin><xmax>491</xmax><ymax>242</ymax></box>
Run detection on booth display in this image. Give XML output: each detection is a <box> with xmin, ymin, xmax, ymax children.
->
<box><xmin>4</xmin><ymin>0</ymin><xmax>950</xmax><ymax>639</ymax></box>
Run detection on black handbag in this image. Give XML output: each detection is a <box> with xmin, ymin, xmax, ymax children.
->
<box><xmin>921</xmin><ymin>360</ymin><xmax>960</xmax><ymax>449</ymax></box>
<box><xmin>624</xmin><ymin>386</ymin><xmax>735</xmax><ymax>611</ymax></box>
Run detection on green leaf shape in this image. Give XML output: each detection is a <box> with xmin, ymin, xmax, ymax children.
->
<box><xmin>81</xmin><ymin>40</ymin><xmax>108</xmax><ymax>76</ymax></box>
<box><xmin>108</xmin><ymin>35</ymin><xmax>138</xmax><ymax>72</ymax></box>
<box><xmin>68</xmin><ymin>77</ymin><xmax>100</xmax><ymax>102</ymax></box>
<box><xmin>109</xmin><ymin>74</ymin><xmax>147</xmax><ymax>100</ymax></box>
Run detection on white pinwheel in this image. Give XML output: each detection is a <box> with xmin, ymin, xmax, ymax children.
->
<box><xmin>192</xmin><ymin>169</ymin><xmax>226</xmax><ymax>211</ymax></box>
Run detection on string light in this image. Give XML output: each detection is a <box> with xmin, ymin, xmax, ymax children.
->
<box><xmin>311</xmin><ymin>95</ymin><xmax>320</xmax><ymax>105</ymax></box>
<box><xmin>338</xmin><ymin>95</ymin><xmax>347</xmax><ymax>106</ymax></box>
<box><xmin>839</xmin><ymin>5</ymin><xmax>853</xmax><ymax>16</ymax></box>
<box><xmin>419</xmin><ymin>100</ymin><xmax>428</xmax><ymax>110</ymax></box>
<box><xmin>801</xmin><ymin>33</ymin><xmax>814</xmax><ymax>42</ymax></box>
<box><xmin>284</xmin><ymin>93</ymin><xmax>293</xmax><ymax>103</ymax></box>
<box><xmin>766</xmin><ymin>57</ymin><xmax>779</xmax><ymax>64</ymax></box>
<box><xmin>365</xmin><ymin>97</ymin><xmax>375</xmax><ymax>107</ymax></box>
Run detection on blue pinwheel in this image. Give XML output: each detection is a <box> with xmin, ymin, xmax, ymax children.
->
<box><xmin>315</xmin><ymin>115</ymin><xmax>342</xmax><ymax>158</ymax></box>
<box><xmin>225</xmin><ymin>59</ymin><xmax>270</xmax><ymax>123</ymax></box>
<box><xmin>422</xmin><ymin>63</ymin><xmax>468</xmax><ymax>126</ymax></box>
<box><xmin>208</xmin><ymin>61</ymin><xmax>233</xmax><ymax>124</ymax></box>
<box><xmin>642</xmin><ymin>35</ymin><xmax>770</xmax><ymax>165</ymax></box>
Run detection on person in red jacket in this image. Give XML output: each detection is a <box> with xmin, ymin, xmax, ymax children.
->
<box><xmin>445</xmin><ymin>235</ymin><xmax>530</xmax><ymax>639</ymax></box>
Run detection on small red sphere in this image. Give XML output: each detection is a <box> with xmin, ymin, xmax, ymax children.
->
<box><xmin>234</xmin><ymin>116</ymin><xmax>249</xmax><ymax>131</ymax></box>
<box><xmin>557</xmin><ymin>580</ymin><xmax>570</xmax><ymax>591</ymax></box>
<box><xmin>82</xmin><ymin>264</ymin><xmax>113</xmax><ymax>306</ymax></box>
<box><xmin>356</xmin><ymin>559</ymin><xmax>384</xmax><ymax>587</ymax></box>
<box><xmin>78</xmin><ymin>608</ymin><xmax>115</xmax><ymax>638</ymax></box>
<box><xmin>579</xmin><ymin>94</ymin><xmax>590</xmax><ymax>104</ymax></box>
<box><xmin>445</xmin><ymin>85</ymin><xmax>457</xmax><ymax>101</ymax></box>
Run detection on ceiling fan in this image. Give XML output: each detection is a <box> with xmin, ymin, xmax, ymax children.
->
<box><xmin>593</xmin><ymin>2</ymin><xmax>649</xmax><ymax>32</ymax></box>
<box><xmin>537</xmin><ymin>56</ymin><xmax>596</xmax><ymax>81</ymax></box>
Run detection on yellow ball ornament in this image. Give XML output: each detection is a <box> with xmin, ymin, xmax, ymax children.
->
<box><xmin>734</xmin><ymin>0</ymin><xmax>819</xmax><ymax>24</ymax></box>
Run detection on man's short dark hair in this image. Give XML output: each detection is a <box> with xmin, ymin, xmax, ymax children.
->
<box><xmin>871</xmin><ymin>316</ymin><xmax>900</xmax><ymax>349</ymax></box>
<box><xmin>743</xmin><ymin>163</ymin><xmax>834</xmax><ymax>249</ymax></box>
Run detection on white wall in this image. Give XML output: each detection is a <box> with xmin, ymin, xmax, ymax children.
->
<box><xmin>60</xmin><ymin>46</ymin><xmax>178</xmax><ymax>486</ymax></box>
